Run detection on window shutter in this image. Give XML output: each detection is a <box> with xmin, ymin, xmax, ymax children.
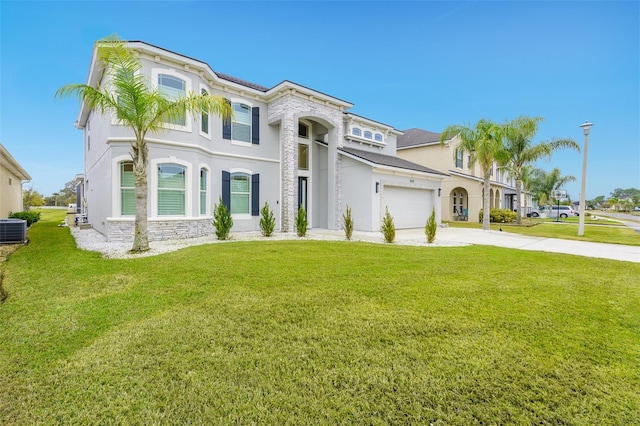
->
<box><xmin>251</xmin><ymin>107</ymin><xmax>260</xmax><ymax>145</ymax></box>
<box><xmin>222</xmin><ymin>99</ymin><xmax>232</xmax><ymax>140</ymax></box>
<box><xmin>251</xmin><ymin>174</ymin><xmax>260</xmax><ymax>216</ymax></box>
<box><xmin>222</xmin><ymin>170</ymin><xmax>231</xmax><ymax>210</ymax></box>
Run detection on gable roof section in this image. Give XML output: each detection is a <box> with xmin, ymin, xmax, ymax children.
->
<box><xmin>339</xmin><ymin>146</ymin><xmax>447</xmax><ymax>177</ymax></box>
<box><xmin>397</xmin><ymin>128</ymin><xmax>443</xmax><ymax>149</ymax></box>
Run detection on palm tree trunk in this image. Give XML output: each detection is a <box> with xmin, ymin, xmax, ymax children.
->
<box><xmin>482</xmin><ymin>173</ymin><xmax>491</xmax><ymax>230</ymax></box>
<box><xmin>515</xmin><ymin>177</ymin><xmax>523</xmax><ymax>225</ymax></box>
<box><xmin>131</xmin><ymin>137</ymin><xmax>150</xmax><ymax>252</ymax></box>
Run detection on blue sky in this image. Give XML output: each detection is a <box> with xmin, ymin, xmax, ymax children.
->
<box><xmin>1</xmin><ymin>1</ymin><xmax>638</xmax><ymax>200</ymax></box>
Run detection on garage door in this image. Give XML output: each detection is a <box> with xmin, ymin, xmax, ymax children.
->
<box><xmin>382</xmin><ymin>186</ymin><xmax>432</xmax><ymax>229</ymax></box>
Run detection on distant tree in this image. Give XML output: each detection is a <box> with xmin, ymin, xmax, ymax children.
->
<box><xmin>503</xmin><ymin>116</ymin><xmax>579</xmax><ymax>224</ymax></box>
<box><xmin>530</xmin><ymin>167</ymin><xmax>576</xmax><ymax>206</ymax></box>
<box><xmin>441</xmin><ymin>119</ymin><xmax>508</xmax><ymax>230</ymax></box>
<box><xmin>23</xmin><ymin>187</ymin><xmax>45</xmax><ymax>210</ymax></box>
<box><xmin>56</xmin><ymin>35</ymin><xmax>232</xmax><ymax>252</ymax></box>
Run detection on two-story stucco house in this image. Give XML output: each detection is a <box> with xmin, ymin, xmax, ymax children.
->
<box><xmin>397</xmin><ymin>128</ymin><xmax>530</xmax><ymax>222</ymax></box>
<box><xmin>74</xmin><ymin>41</ymin><xmax>446</xmax><ymax>242</ymax></box>
<box><xmin>0</xmin><ymin>144</ymin><xmax>31</xmax><ymax>218</ymax></box>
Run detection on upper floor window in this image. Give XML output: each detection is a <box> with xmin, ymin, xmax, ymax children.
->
<box><xmin>455</xmin><ymin>149</ymin><xmax>463</xmax><ymax>168</ymax></box>
<box><xmin>158</xmin><ymin>74</ymin><xmax>186</xmax><ymax>126</ymax></box>
<box><xmin>298</xmin><ymin>144</ymin><xmax>309</xmax><ymax>170</ymax></box>
<box><xmin>201</xmin><ymin>89</ymin><xmax>209</xmax><ymax>135</ymax></box>
<box><xmin>363</xmin><ymin>130</ymin><xmax>373</xmax><ymax>139</ymax></box>
<box><xmin>374</xmin><ymin>133</ymin><xmax>383</xmax><ymax>142</ymax></box>
<box><xmin>352</xmin><ymin>127</ymin><xmax>362</xmax><ymax>137</ymax></box>
<box><xmin>158</xmin><ymin>163</ymin><xmax>185</xmax><ymax>216</ymax></box>
<box><xmin>222</xmin><ymin>100</ymin><xmax>260</xmax><ymax>145</ymax></box>
<box><xmin>120</xmin><ymin>162</ymin><xmax>135</xmax><ymax>216</ymax></box>
<box><xmin>298</xmin><ymin>122</ymin><xmax>309</xmax><ymax>138</ymax></box>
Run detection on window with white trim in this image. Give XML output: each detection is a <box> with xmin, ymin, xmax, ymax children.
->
<box><xmin>455</xmin><ymin>149</ymin><xmax>463</xmax><ymax>168</ymax></box>
<box><xmin>352</xmin><ymin>127</ymin><xmax>362</xmax><ymax>137</ymax></box>
<box><xmin>232</xmin><ymin>102</ymin><xmax>251</xmax><ymax>143</ymax></box>
<box><xmin>230</xmin><ymin>173</ymin><xmax>250</xmax><ymax>215</ymax></box>
<box><xmin>363</xmin><ymin>130</ymin><xmax>373</xmax><ymax>139</ymax></box>
<box><xmin>158</xmin><ymin>74</ymin><xmax>186</xmax><ymax>126</ymax></box>
<box><xmin>200</xmin><ymin>168</ymin><xmax>207</xmax><ymax>215</ymax></box>
<box><xmin>120</xmin><ymin>162</ymin><xmax>135</xmax><ymax>216</ymax></box>
<box><xmin>298</xmin><ymin>122</ymin><xmax>309</xmax><ymax>138</ymax></box>
<box><xmin>201</xmin><ymin>89</ymin><xmax>209</xmax><ymax>135</ymax></box>
<box><xmin>374</xmin><ymin>133</ymin><xmax>383</xmax><ymax>142</ymax></box>
<box><xmin>157</xmin><ymin>163</ymin><xmax>186</xmax><ymax>215</ymax></box>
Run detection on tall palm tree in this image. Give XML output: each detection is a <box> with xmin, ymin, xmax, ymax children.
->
<box><xmin>57</xmin><ymin>36</ymin><xmax>232</xmax><ymax>252</ymax></box>
<box><xmin>504</xmin><ymin>116</ymin><xmax>579</xmax><ymax>224</ymax></box>
<box><xmin>440</xmin><ymin>119</ymin><xmax>508</xmax><ymax>230</ymax></box>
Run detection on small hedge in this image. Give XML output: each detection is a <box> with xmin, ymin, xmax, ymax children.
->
<box><xmin>479</xmin><ymin>208</ymin><xmax>517</xmax><ymax>223</ymax></box>
<box><xmin>8</xmin><ymin>211</ymin><xmax>41</xmax><ymax>226</ymax></box>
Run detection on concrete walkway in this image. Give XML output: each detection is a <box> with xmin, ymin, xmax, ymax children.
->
<box><xmin>393</xmin><ymin>227</ymin><xmax>640</xmax><ymax>263</ymax></box>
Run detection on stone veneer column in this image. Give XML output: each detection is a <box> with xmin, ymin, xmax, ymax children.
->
<box><xmin>280</xmin><ymin>111</ymin><xmax>296</xmax><ymax>232</ymax></box>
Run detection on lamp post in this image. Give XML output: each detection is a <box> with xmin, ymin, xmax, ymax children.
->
<box><xmin>578</xmin><ymin>121</ymin><xmax>593</xmax><ymax>237</ymax></box>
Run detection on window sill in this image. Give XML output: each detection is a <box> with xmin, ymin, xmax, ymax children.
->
<box><xmin>231</xmin><ymin>140</ymin><xmax>252</xmax><ymax>147</ymax></box>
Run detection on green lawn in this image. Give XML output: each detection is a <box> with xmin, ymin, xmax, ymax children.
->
<box><xmin>2</xmin><ymin>210</ymin><xmax>639</xmax><ymax>424</ymax></box>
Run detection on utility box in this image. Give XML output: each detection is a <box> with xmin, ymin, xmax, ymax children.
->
<box><xmin>0</xmin><ymin>219</ymin><xmax>27</xmax><ymax>244</ymax></box>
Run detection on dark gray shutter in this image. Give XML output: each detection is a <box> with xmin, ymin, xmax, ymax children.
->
<box><xmin>251</xmin><ymin>174</ymin><xmax>260</xmax><ymax>216</ymax></box>
<box><xmin>222</xmin><ymin>99</ymin><xmax>231</xmax><ymax>140</ymax></box>
<box><xmin>222</xmin><ymin>171</ymin><xmax>231</xmax><ymax>210</ymax></box>
<box><xmin>251</xmin><ymin>107</ymin><xmax>260</xmax><ymax>145</ymax></box>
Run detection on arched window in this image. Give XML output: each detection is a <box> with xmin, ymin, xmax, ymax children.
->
<box><xmin>232</xmin><ymin>102</ymin><xmax>251</xmax><ymax>143</ymax></box>
<box><xmin>120</xmin><ymin>162</ymin><xmax>135</xmax><ymax>216</ymax></box>
<box><xmin>363</xmin><ymin>130</ymin><xmax>373</xmax><ymax>139</ymax></box>
<box><xmin>201</xmin><ymin>89</ymin><xmax>209</xmax><ymax>135</ymax></box>
<box><xmin>352</xmin><ymin>127</ymin><xmax>362</xmax><ymax>137</ymax></box>
<box><xmin>158</xmin><ymin>74</ymin><xmax>186</xmax><ymax>126</ymax></box>
<box><xmin>230</xmin><ymin>172</ymin><xmax>251</xmax><ymax>215</ymax></box>
<box><xmin>374</xmin><ymin>133</ymin><xmax>383</xmax><ymax>142</ymax></box>
<box><xmin>157</xmin><ymin>163</ymin><xmax>186</xmax><ymax>215</ymax></box>
<box><xmin>200</xmin><ymin>168</ymin><xmax>208</xmax><ymax>215</ymax></box>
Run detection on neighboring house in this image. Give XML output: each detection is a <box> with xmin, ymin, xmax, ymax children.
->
<box><xmin>0</xmin><ymin>144</ymin><xmax>32</xmax><ymax>218</ymax></box>
<box><xmin>74</xmin><ymin>41</ymin><xmax>446</xmax><ymax>242</ymax></box>
<box><xmin>397</xmin><ymin>128</ymin><xmax>530</xmax><ymax>222</ymax></box>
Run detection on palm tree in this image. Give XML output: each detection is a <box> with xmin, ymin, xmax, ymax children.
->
<box><xmin>440</xmin><ymin>119</ymin><xmax>508</xmax><ymax>230</ymax></box>
<box><xmin>504</xmin><ymin>116</ymin><xmax>579</xmax><ymax>224</ymax></box>
<box><xmin>530</xmin><ymin>167</ymin><xmax>576</xmax><ymax>207</ymax></box>
<box><xmin>57</xmin><ymin>36</ymin><xmax>232</xmax><ymax>252</ymax></box>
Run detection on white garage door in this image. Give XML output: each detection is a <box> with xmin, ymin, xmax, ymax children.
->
<box><xmin>382</xmin><ymin>186</ymin><xmax>432</xmax><ymax>229</ymax></box>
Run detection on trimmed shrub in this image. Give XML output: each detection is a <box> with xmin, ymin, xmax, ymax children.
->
<box><xmin>9</xmin><ymin>211</ymin><xmax>40</xmax><ymax>226</ymax></box>
<box><xmin>296</xmin><ymin>205</ymin><xmax>308</xmax><ymax>237</ymax></box>
<box><xmin>212</xmin><ymin>197</ymin><xmax>233</xmax><ymax>240</ymax></box>
<box><xmin>259</xmin><ymin>202</ymin><xmax>275</xmax><ymax>237</ymax></box>
<box><xmin>343</xmin><ymin>205</ymin><xmax>354</xmax><ymax>241</ymax></box>
<box><xmin>425</xmin><ymin>208</ymin><xmax>437</xmax><ymax>243</ymax></box>
<box><xmin>381</xmin><ymin>207</ymin><xmax>395</xmax><ymax>243</ymax></box>
<box><xmin>479</xmin><ymin>208</ymin><xmax>517</xmax><ymax>223</ymax></box>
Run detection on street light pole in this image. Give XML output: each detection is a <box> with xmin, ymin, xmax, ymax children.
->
<box><xmin>578</xmin><ymin>121</ymin><xmax>593</xmax><ymax>237</ymax></box>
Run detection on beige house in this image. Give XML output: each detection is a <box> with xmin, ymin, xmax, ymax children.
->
<box><xmin>0</xmin><ymin>144</ymin><xmax>31</xmax><ymax>218</ymax></box>
<box><xmin>397</xmin><ymin>129</ymin><xmax>529</xmax><ymax>222</ymax></box>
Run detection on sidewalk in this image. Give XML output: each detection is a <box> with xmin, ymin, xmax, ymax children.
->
<box><xmin>393</xmin><ymin>227</ymin><xmax>640</xmax><ymax>263</ymax></box>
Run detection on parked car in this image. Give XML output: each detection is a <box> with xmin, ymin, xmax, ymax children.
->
<box><xmin>527</xmin><ymin>206</ymin><xmax>548</xmax><ymax>218</ymax></box>
<box><xmin>549</xmin><ymin>205</ymin><xmax>577</xmax><ymax>218</ymax></box>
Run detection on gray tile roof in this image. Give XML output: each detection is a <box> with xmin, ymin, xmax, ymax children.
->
<box><xmin>339</xmin><ymin>146</ymin><xmax>447</xmax><ymax>176</ymax></box>
<box><xmin>397</xmin><ymin>128</ymin><xmax>443</xmax><ymax>148</ymax></box>
<box><xmin>215</xmin><ymin>72</ymin><xmax>270</xmax><ymax>92</ymax></box>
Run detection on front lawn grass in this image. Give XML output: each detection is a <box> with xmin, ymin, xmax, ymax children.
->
<box><xmin>2</xmin><ymin>211</ymin><xmax>639</xmax><ymax>424</ymax></box>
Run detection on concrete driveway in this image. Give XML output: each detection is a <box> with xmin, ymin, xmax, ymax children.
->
<box><xmin>393</xmin><ymin>227</ymin><xmax>640</xmax><ymax>263</ymax></box>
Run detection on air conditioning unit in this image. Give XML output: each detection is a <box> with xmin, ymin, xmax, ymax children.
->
<box><xmin>0</xmin><ymin>219</ymin><xmax>27</xmax><ymax>244</ymax></box>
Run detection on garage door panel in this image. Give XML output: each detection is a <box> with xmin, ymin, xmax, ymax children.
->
<box><xmin>382</xmin><ymin>186</ymin><xmax>432</xmax><ymax>229</ymax></box>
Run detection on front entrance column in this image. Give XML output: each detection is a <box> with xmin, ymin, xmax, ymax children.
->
<box><xmin>327</xmin><ymin>127</ymin><xmax>339</xmax><ymax>230</ymax></box>
<box><xmin>280</xmin><ymin>113</ymin><xmax>297</xmax><ymax>232</ymax></box>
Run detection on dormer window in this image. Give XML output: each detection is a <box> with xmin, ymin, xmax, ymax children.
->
<box><xmin>352</xmin><ymin>128</ymin><xmax>362</xmax><ymax>137</ymax></box>
<box><xmin>374</xmin><ymin>133</ymin><xmax>383</xmax><ymax>142</ymax></box>
<box><xmin>363</xmin><ymin>130</ymin><xmax>372</xmax><ymax>139</ymax></box>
